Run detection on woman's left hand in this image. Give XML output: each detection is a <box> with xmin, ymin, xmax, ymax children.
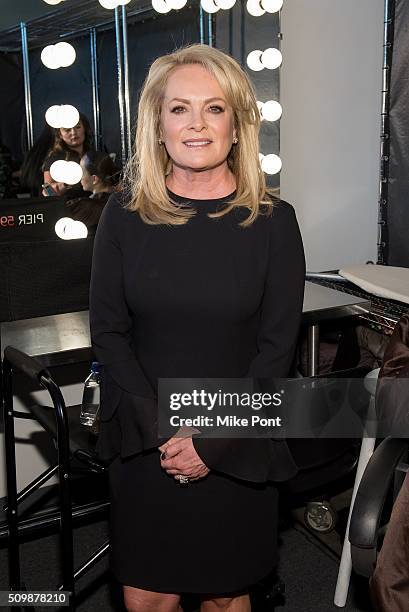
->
<box><xmin>159</xmin><ymin>437</ymin><xmax>210</xmax><ymax>482</ymax></box>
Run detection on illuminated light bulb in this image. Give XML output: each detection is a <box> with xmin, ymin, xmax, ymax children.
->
<box><xmin>69</xmin><ymin>220</ymin><xmax>88</xmax><ymax>239</ymax></box>
<box><xmin>50</xmin><ymin>160</ymin><xmax>68</xmax><ymax>183</ymax></box>
<box><xmin>168</xmin><ymin>0</ymin><xmax>187</xmax><ymax>8</ymax></box>
<box><xmin>200</xmin><ymin>0</ymin><xmax>220</xmax><ymax>13</ymax></box>
<box><xmin>55</xmin><ymin>218</ymin><xmax>70</xmax><ymax>239</ymax></box>
<box><xmin>246</xmin><ymin>50</ymin><xmax>264</xmax><ymax>72</ymax></box>
<box><xmin>60</xmin><ymin>105</ymin><xmax>80</xmax><ymax>128</ymax></box>
<box><xmin>55</xmin><ymin>218</ymin><xmax>88</xmax><ymax>240</ymax></box>
<box><xmin>55</xmin><ymin>42</ymin><xmax>76</xmax><ymax>68</ymax></box>
<box><xmin>261</xmin><ymin>154</ymin><xmax>282</xmax><ymax>175</ymax></box>
<box><xmin>45</xmin><ymin>105</ymin><xmax>61</xmax><ymax>128</ymax></box>
<box><xmin>117</xmin><ymin>0</ymin><xmax>132</xmax><ymax>4</ymax></box>
<box><xmin>98</xmin><ymin>0</ymin><xmax>119</xmax><ymax>8</ymax></box>
<box><xmin>152</xmin><ymin>0</ymin><xmax>172</xmax><ymax>12</ymax></box>
<box><xmin>261</xmin><ymin>48</ymin><xmax>282</xmax><ymax>69</ymax></box>
<box><xmin>215</xmin><ymin>0</ymin><xmax>236</xmax><ymax>9</ymax></box>
<box><xmin>59</xmin><ymin>105</ymin><xmax>80</xmax><ymax>129</ymax></box>
<box><xmin>261</xmin><ymin>0</ymin><xmax>283</xmax><ymax>13</ymax></box>
<box><xmin>41</xmin><ymin>45</ymin><xmax>60</xmax><ymax>69</ymax></box>
<box><xmin>43</xmin><ymin>0</ymin><xmax>62</xmax><ymax>5</ymax></box>
<box><xmin>261</xmin><ymin>100</ymin><xmax>282</xmax><ymax>122</ymax></box>
<box><xmin>246</xmin><ymin>0</ymin><xmax>265</xmax><ymax>16</ymax></box>
<box><xmin>64</xmin><ymin>161</ymin><xmax>83</xmax><ymax>185</ymax></box>
<box><xmin>259</xmin><ymin>153</ymin><xmax>265</xmax><ymax>162</ymax></box>
<box><xmin>50</xmin><ymin>160</ymin><xmax>82</xmax><ymax>185</ymax></box>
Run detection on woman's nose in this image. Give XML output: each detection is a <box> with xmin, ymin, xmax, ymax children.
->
<box><xmin>190</xmin><ymin>109</ymin><xmax>207</xmax><ymax>130</ymax></box>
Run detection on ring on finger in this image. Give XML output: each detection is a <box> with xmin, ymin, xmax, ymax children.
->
<box><xmin>176</xmin><ymin>474</ymin><xmax>189</xmax><ymax>485</ymax></box>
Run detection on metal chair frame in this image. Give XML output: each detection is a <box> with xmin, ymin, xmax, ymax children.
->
<box><xmin>2</xmin><ymin>346</ymin><xmax>110</xmax><ymax>611</ymax></box>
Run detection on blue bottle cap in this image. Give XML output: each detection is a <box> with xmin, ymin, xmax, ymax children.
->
<box><xmin>91</xmin><ymin>361</ymin><xmax>101</xmax><ymax>372</ymax></box>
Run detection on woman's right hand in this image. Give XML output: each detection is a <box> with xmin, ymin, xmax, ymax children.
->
<box><xmin>42</xmin><ymin>182</ymin><xmax>66</xmax><ymax>196</ymax></box>
<box><xmin>159</xmin><ymin>435</ymin><xmax>210</xmax><ymax>482</ymax></box>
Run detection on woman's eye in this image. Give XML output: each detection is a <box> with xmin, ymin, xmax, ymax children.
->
<box><xmin>171</xmin><ymin>106</ymin><xmax>185</xmax><ymax>113</ymax></box>
<box><xmin>209</xmin><ymin>105</ymin><xmax>224</xmax><ymax>113</ymax></box>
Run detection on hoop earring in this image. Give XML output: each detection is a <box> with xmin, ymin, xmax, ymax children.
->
<box><xmin>233</xmin><ymin>137</ymin><xmax>238</xmax><ymax>145</ymax></box>
<box><xmin>158</xmin><ymin>138</ymin><xmax>163</xmax><ymax>145</ymax></box>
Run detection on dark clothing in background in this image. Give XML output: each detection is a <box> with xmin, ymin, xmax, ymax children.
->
<box><xmin>42</xmin><ymin>149</ymin><xmax>80</xmax><ymax>173</ymax></box>
<box><xmin>19</xmin><ymin>126</ymin><xmax>54</xmax><ymax>197</ymax></box>
<box><xmin>90</xmin><ymin>190</ymin><xmax>305</xmax><ymax>592</ymax></box>
<box><xmin>66</xmin><ymin>191</ymin><xmax>110</xmax><ymax>228</ymax></box>
<box><xmin>0</xmin><ymin>143</ymin><xmax>13</xmax><ymax>198</ymax></box>
<box><xmin>370</xmin><ymin>471</ymin><xmax>409</xmax><ymax>612</ymax></box>
<box><xmin>370</xmin><ymin>312</ymin><xmax>409</xmax><ymax>611</ymax></box>
<box><xmin>42</xmin><ymin>149</ymin><xmax>90</xmax><ymax>197</ymax></box>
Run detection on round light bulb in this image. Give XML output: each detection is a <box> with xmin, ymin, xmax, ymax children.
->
<box><xmin>60</xmin><ymin>105</ymin><xmax>80</xmax><ymax>129</ymax></box>
<box><xmin>168</xmin><ymin>0</ymin><xmax>187</xmax><ymax>7</ymax></box>
<box><xmin>200</xmin><ymin>0</ymin><xmax>220</xmax><ymax>13</ymax></box>
<box><xmin>41</xmin><ymin>45</ymin><xmax>60</xmax><ymax>70</ymax></box>
<box><xmin>55</xmin><ymin>42</ymin><xmax>76</xmax><ymax>68</ymax></box>
<box><xmin>261</xmin><ymin>0</ymin><xmax>283</xmax><ymax>13</ymax></box>
<box><xmin>261</xmin><ymin>100</ymin><xmax>282</xmax><ymax>122</ymax></box>
<box><xmin>43</xmin><ymin>0</ymin><xmax>62</xmax><ymax>5</ymax></box>
<box><xmin>261</xmin><ymin>154</ymin><xmax>282</xmax><ymax>175</ymax></box>
<box><xmin>55</xmin><ymin>218</ymin><xmax>70</xmax><ymax>239</ymax></box>
<box><xmin>64</xmin><ymin>161</ymin><xmax>83</xmax><ymax>185</ymax></box>
<box><xmin>261</xmin><ymin>48</ymin><xmax>282</xmax><ymax>70</ymax></box>
<box><xmin>45</xmin><ymin>105</ymin><xmax>61</xmax><ymax>128</ymax></box>
<box><xmin>68</xmin><ymin>220</ymin><xmax>88</xmax><ymax>239</ymax></box>
<box><xmin>259</xmin><ymin>153</ymin><xmax>265</xmax><ymax>162</ymax></box>
<box><xmin>215</xmin><ymin>0</ymin><xmax>236</xmax><ymax>9</ymax></box>
<box><xmin>152</xmin><ymin>0</ymin><xmax>171</xmax><ymax>12</ymax></box>
<box><xmin>55</xmin><ymin>218</ymin><xmax>88</xmax><ymax>240</ymax></box>
<box><xmin>50</xmin><ymin>160</ymin><xmax>68</xmax><ymax>183</ymax></box>
<box><xmin>117</xmin><ymin>0</ymin><xmax>132</xmax><ymax>4</ymax></box>
<box><xmin>246</xmin><ymin>50</ymin><xmax>264</xmax><ymax>72</ymax></box>
<box><xmin>246</xmin><ymin>0</ymin><xmax>265</xmax><ymax>16</ymax></box>
<box><xmin>98</xmin><ymin>0</ymin><xmax>119</xmax><ymax>8</ymax></box>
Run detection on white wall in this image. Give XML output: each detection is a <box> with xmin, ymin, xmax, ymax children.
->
<box><xmin>280</xmin><ymin>0</ymin><xmax>384</xmax><ymax>271</ymax></box>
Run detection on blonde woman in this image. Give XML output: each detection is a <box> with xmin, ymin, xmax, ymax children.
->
<box><xmin>90</xmin><ymin>44</ymin><xmax>305</xmax><ymax>612</ymax></box>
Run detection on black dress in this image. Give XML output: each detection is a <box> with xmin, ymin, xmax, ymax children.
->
<box><xmin>89</xmin><ymin>189</ymin><xmax>305</xmax><ymax>594</ymax></box>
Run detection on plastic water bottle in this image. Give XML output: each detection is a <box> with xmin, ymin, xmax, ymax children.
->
<box><xmin>80</xmin><ymin>362</ymin><xmax>101</xmax><ymax>427</ymax></box>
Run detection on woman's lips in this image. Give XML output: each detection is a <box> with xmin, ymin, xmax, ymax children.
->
<box><xmin>183</xmin><ymin>140</ymin><xmax>212</xmax><ymax>148</ymax></box>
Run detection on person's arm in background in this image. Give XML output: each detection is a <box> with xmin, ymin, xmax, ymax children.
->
<box><xmin>42</xmin><ymin>169</ymin><xmax>66</xmax><ymax>196</ymax></box>
<box><xmin>191</xmin><ymin>201</ymin><xmax>306</xmax><ymax>482</ymax></box>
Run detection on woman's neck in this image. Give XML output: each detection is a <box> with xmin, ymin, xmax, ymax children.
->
<box><xmin>166</xmin><ymin>165</ymin><xmax>236</xmax><ymax>200</ymax></box>
<box><xmin>70</xmin><ymin>145</ymin><xmax>84</xmax><ymax>156</ymax></box>
<box><xmin>93</xmin><ymin>184</ymin><xmax>114</xmax><ymax>195</ymax></box>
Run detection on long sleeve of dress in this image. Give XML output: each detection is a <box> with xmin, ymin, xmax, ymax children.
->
<box><xmin>90</xmin><ymin>198</ymin><xmax>160</xmax><ymax>460</ymax></box>
<box><xmin>246</xmin><ymin>203</ymin><xmax>306</xmax><ymax>379</ymax></box>
<box><xmin>192</xmin><ymin>202</ymin><xmax>306</xmax><ymax>482</ymax></box>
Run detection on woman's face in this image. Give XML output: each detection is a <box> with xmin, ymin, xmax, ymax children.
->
<box><xmin>80</xmin><ymin>158</ymin><xmax>94</xmax><ymax>191</ymax></box>
<box><xmin>59</xmin><ymin>121</ymin><xmax>85</xmax><ymax>150</ymax></box>
<box><xmin>160</xmin><ymin>64</ymin><xmax>236</xmax><ymax>173</ymax></box>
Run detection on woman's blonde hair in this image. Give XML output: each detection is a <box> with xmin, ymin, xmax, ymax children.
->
<box><xmin>124</xmin><ymin>43</ymin><xmax>275</xmax><ymax>226</ymax></box>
